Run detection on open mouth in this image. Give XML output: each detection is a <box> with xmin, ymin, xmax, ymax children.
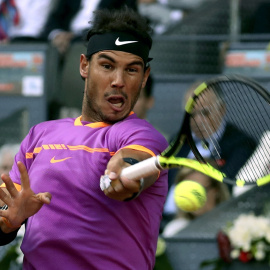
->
<box><xmin>107</xmin><ymin>96</ymin><xmax>124</xmax><ymax>109</ymax></box>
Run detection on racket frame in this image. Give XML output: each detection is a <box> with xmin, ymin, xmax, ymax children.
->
<box><xmin>100</xmin><ymin>75</ymin><xmax>270</xmax><ymax>190</ymax></box>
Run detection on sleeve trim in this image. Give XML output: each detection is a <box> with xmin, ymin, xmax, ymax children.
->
<box><xmin>119</xmin><ymin>145</ymin><xmax>156</xmax><ymax>157</ymax></box>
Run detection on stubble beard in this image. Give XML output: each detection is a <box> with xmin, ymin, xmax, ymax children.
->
<box><xmin>82</xmin><ymin>81</ymin><xmax>142</xmax><ymax>124</ymax></box>
<box><xmin>83</xmin><ymin>89</ymin><xmax>135</xmax><ymax>124</ymax></box>
<box><xmin>82</xmin><ymin>90</ymin><xmax>107</xmax><ymax>123</ymax></box>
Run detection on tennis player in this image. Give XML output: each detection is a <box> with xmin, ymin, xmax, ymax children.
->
<box><xmin>0</xmin><ymin>8</ymin><xmax>168</xmax><ymax>270</ymax></box>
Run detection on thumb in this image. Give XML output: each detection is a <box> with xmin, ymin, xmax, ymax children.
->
<box><xmin>36</xmin><ymin>192</ymin><xmax>52</xmax><ymax>205</ymax></box>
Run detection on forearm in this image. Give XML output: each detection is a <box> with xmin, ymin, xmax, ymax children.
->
<box><xmin>114</xmin><ymin>148</ymin><xmax>159</xmax><ymax>189</ymax></box>
<box><xmin>0</xmin><ymin>186</ymin><xmax>21</xmax><ymax>234</ymax></box>
<box><xmin>102</xmin><ymin>148</ymin><xmax>159</xmax><ymax>201</ymax></box>
<box><xmin>0</xmin><ymin>217</ymin><xmax>20</xmax><ymax>246</ymax></box>
<box><xmin>0</xmin><ymin>203</ymin><xmax>21</xmax><ymax>234</ymax></box>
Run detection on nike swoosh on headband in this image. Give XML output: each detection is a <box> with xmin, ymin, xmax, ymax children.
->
<box><xmin>115</xmin><ymin>37</ymin><xmax>138</xmax><ymax>46</ymax></box>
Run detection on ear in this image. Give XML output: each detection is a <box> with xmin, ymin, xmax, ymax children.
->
<box><xmin>80</xmin><ymin>54</ymin><xmax>89</xmax><ymax>79</ymax></box>
<box><xmin>141</xmin><ymin>67</ymin><xmax>151</xmax><ymax>89</ymax></box>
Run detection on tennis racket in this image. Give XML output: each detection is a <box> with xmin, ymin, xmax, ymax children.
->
<box><xmin>100</xmin><ymin>74</ymin><xmax>270</xmax><ymax>190</ymax></box>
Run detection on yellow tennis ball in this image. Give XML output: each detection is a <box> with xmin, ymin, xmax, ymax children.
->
<box><xmin>174</xmin><ymin>180</ymin><xmax>206</xmax><ymax>212</ymax></box>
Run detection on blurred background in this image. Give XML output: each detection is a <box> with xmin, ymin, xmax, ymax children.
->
<box><xmin>0</xmin><ymin>0</ymin><xmax>270</xmax><ymax>269</ymax></box>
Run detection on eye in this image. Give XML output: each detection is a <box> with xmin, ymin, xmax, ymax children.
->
<box><xmin>102</xmin><ymin>64</ymin><xmax>112</xmax><ymax>70</ymax></box>
<box><xmin>201</xmin><ymin>109</ymin><xmax>211</xmax><ymax>117</ymax></box>
<box><xmin>193</xmin><ymin>108</ymin><xmax>211</xmax><ymax>117</ymax></box>
<box><xmin>127</xmin><ymin>67</ymin><xmax>138</xmax><ymax>73</ymax></box>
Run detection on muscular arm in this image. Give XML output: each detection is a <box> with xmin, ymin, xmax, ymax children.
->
<box><xmin>102</xmin><ymin>148</ymin><xmax>159</xmax><ymax>201</ymax></box>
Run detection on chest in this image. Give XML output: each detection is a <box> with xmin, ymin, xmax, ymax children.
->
<box><xmin>26</xmin><ymin>127</ymin><xmax>113</xmax><ymax>196</ymax></box>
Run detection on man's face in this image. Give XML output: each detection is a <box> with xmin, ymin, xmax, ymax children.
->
<box><xmin>190</xmin><ymin>90</ymin><xmax>225</xmax><ymax>139</ymax></box>
<box><xmin>80</xmin><ymin>50</ymin><xmax>150</xmax><ymax>123</ymax></box>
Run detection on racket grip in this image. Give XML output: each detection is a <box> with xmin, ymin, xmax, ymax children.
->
<box><xmin>121</xmin><ymin>156</ymin><xmax>161</xmax><ymax>181</ymax></box>
<box><xmin>100</xmin><ymin>156</ymin><xmax>161</xmax><ymax>191</ymax></box>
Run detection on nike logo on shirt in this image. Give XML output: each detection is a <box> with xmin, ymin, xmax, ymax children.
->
<box><xmin>50</xmin><ymin>156</ymin><xmax>72</xmax><ymax>163</ymax></box>
<box><xmin>115</xmin><ymin>37</ymin><xmax>138</xmax><ymax>46</ymax></box>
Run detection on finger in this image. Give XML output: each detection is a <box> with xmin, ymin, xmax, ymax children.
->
<box><xmin>108</xmin><ymin>172</ymin><xmax>118</xmax><ymax>180</ymax></box>
<box><xmin>0</xmin><ymin>209</ymin><xmax>8</xmax><ymax>218</ymax></box>
<box><xmin>120</xmin><ymin>175</ymin><xmax>141</xmax><ymax>191</ymax></box>
<box><xmin>104</xmin><ymin>184</ymin><xmax>116</xmax><ymax>195</ymax></box>
<box><xmin>17</xmin><ymin>161</ymin><xmax>30</xmax><ymax>190</ymax></box>
<box><xmin>112</xmin><ymin>179</ymin><xmax>125</xmax><ymax>193</ymax></box>
<box><xmin>1</xmin><ymin>174</ymin><xmax>19</xmax><ymax>198</ymax></box>
<box><xmin>0</xmin><ymin>184</ymin><xmax>12</xmax><ymax>205</ymax></box>
<box><xmin>35</xmin><ymin>192</ymin><xmax>52</xmax><ymax>205</ymax></box>
<box><xmin>106</xmin><ymin>180</ymin><xmax>134</xmax><ymax>199</ymax></box>
<box><xmin>35</xmin><ymin>192</ymin><xmax>52</xmax><ymax>204</ymax></box>
<box><xmin>108</xmin><ymin>177</ymin><xmax>124</xmax><ymax>189</ymax></box>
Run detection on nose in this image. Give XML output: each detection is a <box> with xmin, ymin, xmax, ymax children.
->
<box><xmin>111</xmin><ymin>70</ymin><xmax>125</xmax><ymax>88</ymax></box>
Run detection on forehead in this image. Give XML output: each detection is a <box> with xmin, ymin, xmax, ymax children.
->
<box><xmin>194</xmin><ymin>90</ymin><xmax>218</xmax><ymax>107</ymax></box>
<box><xmin>94</xmin><ymin>50</ymin><xmax>144</xmax><ymax>65</ymax></box>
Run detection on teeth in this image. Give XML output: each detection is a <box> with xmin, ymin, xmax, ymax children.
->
<box><xmin>114</xmin><ymin>103</ymin><xmax>122</xmax><ymax>108</ymax></box>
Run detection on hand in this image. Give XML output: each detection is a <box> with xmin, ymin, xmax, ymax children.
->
<box><xmin>102</xmin><ymin>154</ymin><xmax>141</xmax><ymax>201</ymax></box>
<box><xmin>0</xmin><ymin>161</ymin><xmax>52</xmax><ymax>228</ymax></box>
<box><xmin>52</xmin><ymin>31</ymin><xmax>74</xmax><ymax>55</ymax></box>
<box><xmin>102</xmin><ymin>170</ymin><xmax>141</xmax><ymax>201</ymax></box>
<box><xmin>101</xmin><ymin>148</ymin><xmax>155</xmax><ymax>201</ymax></box>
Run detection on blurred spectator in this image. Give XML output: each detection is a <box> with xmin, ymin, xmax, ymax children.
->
<box><xmin>138</xmin><ymin>0</ymin><xmax>184</xmax><ymax>35</ymax></box>
<box><xmin>162</xmin><ymin>80</ymin><xmax>256</xmax><ymax>223</ymax></box>
<box><xmin>42</xmin><ymin>0</ymin><xmax>138</xmax><ymax>55</ymax></box>
<box><xmin>160</xmin><ymin>0</ymin><xmax>206</xmax><ymax>11</ymax></box>
<box><xmin>98</xmin><ymin>0</ymin><xmax>137</xmax><ymax>11</ymax></box>
<box><xmin>0</xmin><ymin>143</ymin><xmax>20</xmax><ymax>183</ymax></box>
<box><xmin>0</xmin><ymin>0</ymin><xmax>18</xmax><ymax>41</ymax></box>
<box><xmin>133</xmin><ymin>74</ymin><xmax>155</xmax><ymax>119</ymax></box>
<box><xmin>0</xmin><ymin>0</ymin><xmax>54</xmax><ymax>42</ymax></box>
<box><xmin>252</xmin><ymin>2</ymin><xmax>270</xmax><ymax>34</ymax></box>
<box><xmin>133</xmin><ymin>74</ymin><xmax>169</xmax><ymax>140</ymax></box>
<box><xmin>162</xmin><ymin>165</ymin><xmax>230</xmax><ymax>237</ymax></box>
<box><xmin>41</xmin><ymin>0</ymin><xmax>99</xmax><ymax>55</ymax></box>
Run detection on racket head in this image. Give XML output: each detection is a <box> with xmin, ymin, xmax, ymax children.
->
<box><xmin>165</xmin><ymin>74</ymin><xmax>270</xmax><ymax>186</ymax></box>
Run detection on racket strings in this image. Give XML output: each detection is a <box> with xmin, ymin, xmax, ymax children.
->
<box><xmin>237</xmin><ymin>132</ymin><xmax>270</xmax><ymax>182</ymax></box>
<box><xmin>191</xmin><ymin>86</ymin><xmax>229</xmax><ymax>165</ymax></box>
<box><xmin>218</xmin><ymin>81</ymin><xmax>269</xmax><ymax>182</ymax></box>
<box><xmin>190</xmin><ymin>79</ymin><xmax>269</xmax><ymax>183</ymax></box>
<box><xmin>191</xmin><ymin>90</ymin><xmax>223</xmax><ymax>161</ymax></box>
<box><xmin>240</xmin><ymin>82</ymin><xmax>269</xmax><ymax>134</ymax></box>
<box><xmin>242</xmin><ymin>137</ymin><xmax>269</xmax><ymax>183</ymax></box>
<box><xmin>227</xmin><ymin>82</ymin><xmax>269</xmax><ymax>127</ymax></box>
<box><xmin>234</xmin><ymin>82</ymin><xmax>270</xmax><ymax>182</ymax></box>
<box><xmin>222</xmin><ymin>81</ymin><xmax>267</xmax><ymax>182</ymax></box>
<box><xmin>223</xmin><ymin>81</ymin><xmax>260</xmax><ymax>151</ymax></box>
<box><xmin>223</xmin><ymin>82</ymin><xmax>269</xmax><ymax>138</ymax></box>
